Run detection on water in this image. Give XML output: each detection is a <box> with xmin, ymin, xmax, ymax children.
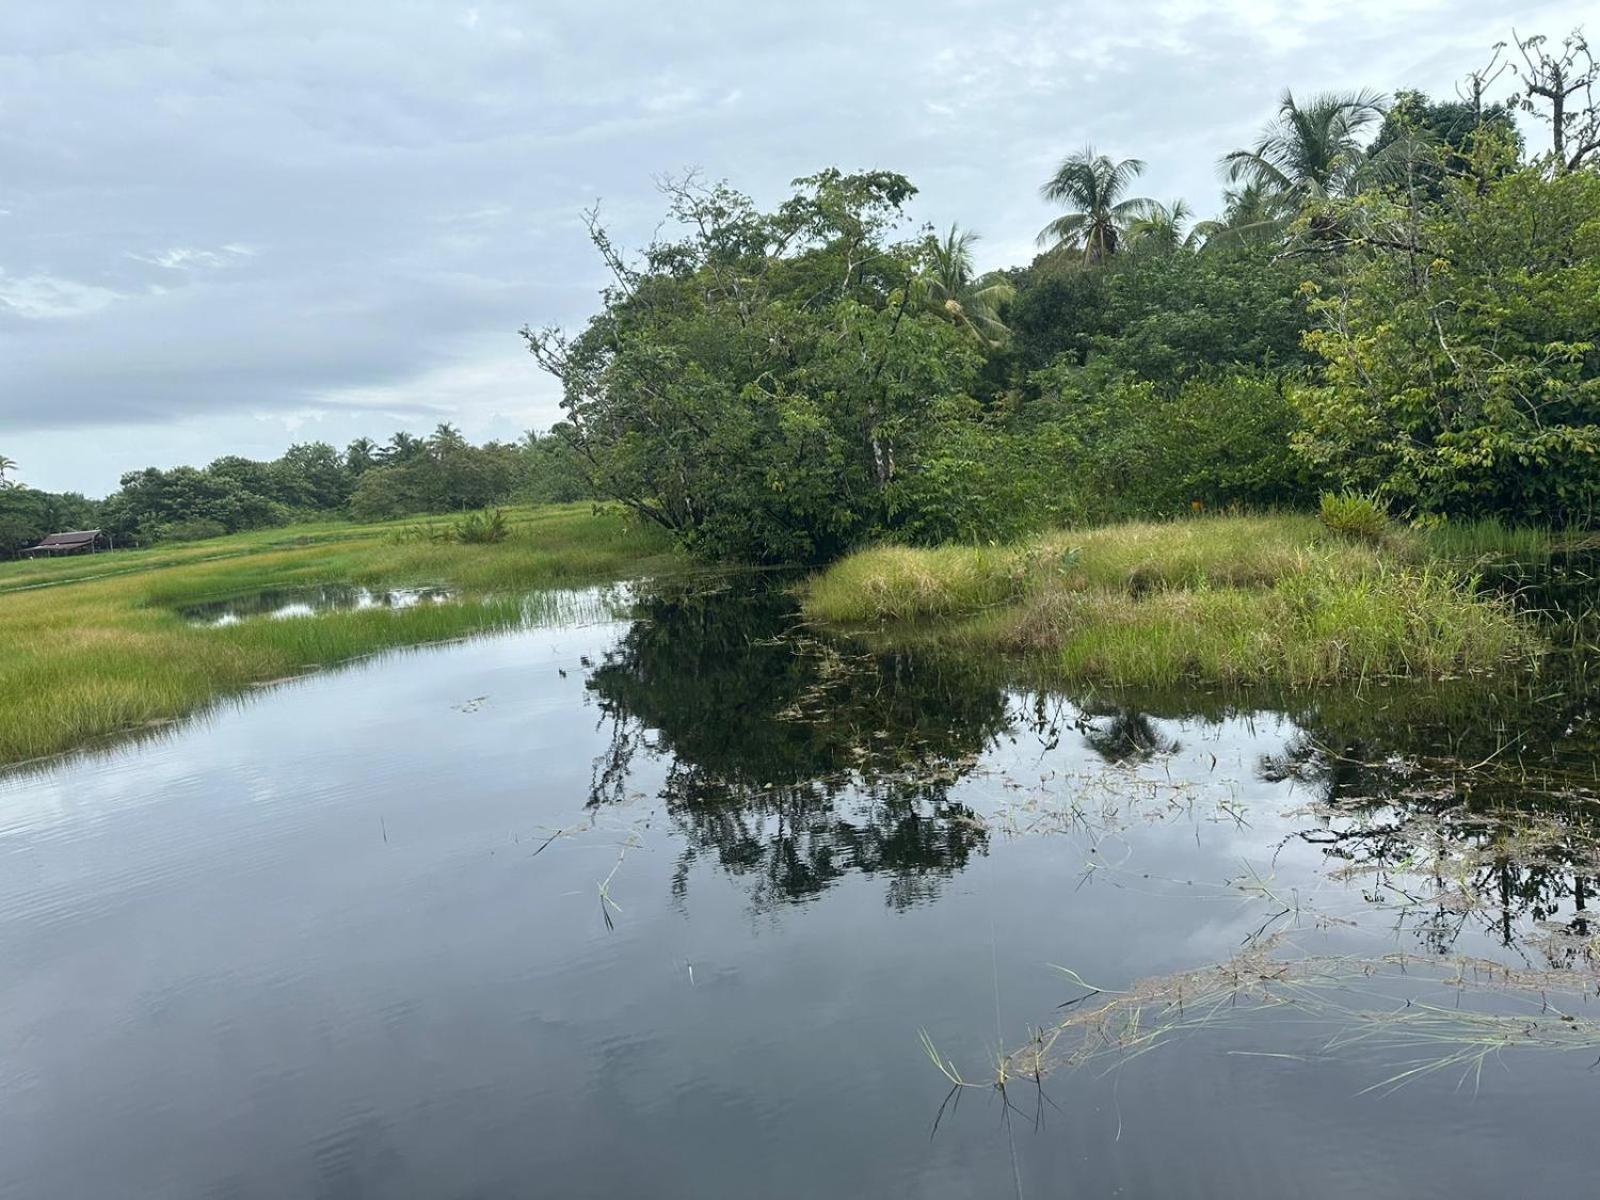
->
<box><xmin>3</xmin><ymin>578</ymin><xmax>1598</xmax><ymax>1197</ymax></box>
<box><xmin>181</xmin><ymin>584</ymin><xmax>456</xmax><ymax>626</ymax></box>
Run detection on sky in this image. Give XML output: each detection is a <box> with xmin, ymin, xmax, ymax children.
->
<box><xmin>1</xmin><ymin>0</ymin><xmax>1590</xmax><ymax>496</ymax></box>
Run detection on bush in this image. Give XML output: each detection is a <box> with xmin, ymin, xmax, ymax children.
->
<box><xmin>155</xmin><ymin>518</ymin><xmax>229</xmax><ymax>543</ymax></box>
<box><xmin>453</xmin><ymin>508</ymin><xmax>509</xmax><ymax>544</ymax></box>
<box><xmin>1319</xmin><ymin>491</ymin><xmax>1388</xmax><ymax>542</ymax></box>
<box><xmin>884</xmin><ymin>416</ymin><xmax>1084</xmax><ymax>545</ymax></box>
<box><xmin>1029</xmin><ymin>366</ymin><xmax>1315</xmax><ymax>522</ymax></box>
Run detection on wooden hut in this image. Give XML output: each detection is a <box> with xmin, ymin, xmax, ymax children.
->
<box><xmin>21</xmin><ymin>530</ymin><xmax>110</xmax><ymax>558</ymax></box>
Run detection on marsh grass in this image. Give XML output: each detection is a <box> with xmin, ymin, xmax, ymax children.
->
<box><xmin>0</xmin><ymin>504</ymin><xmax>678</xmax><ymax>765</ymax></box>
<box><xmin>924</xmin><ymin>941</ymin><xmax>1600</xmax><ymax>1099</ymax></box>
<box><xmin>805</xmin><ymin>516</ymin><xmax>1540</xmax><ymax>688</ymax></box>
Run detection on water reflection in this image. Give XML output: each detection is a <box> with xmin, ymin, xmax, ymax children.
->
<box><xmin>181</xmin><ymin>583</ymin><xmax>456</xmax><ymax>625</ymax></box>
<box><xmin>583</xmin><ymin>580</ymin><xmax>1014</xmax><ymax>909</ymax></box>
<box><xmin>584</xmin><ymin>576</ymin><xmax>1600</xmax><ymax>962</ymax></box>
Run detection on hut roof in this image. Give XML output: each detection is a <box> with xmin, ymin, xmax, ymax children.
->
<box><xmin>34</xmin><ymin>530</ymin><xmax>102</xmax><ymax>549</ymax></box>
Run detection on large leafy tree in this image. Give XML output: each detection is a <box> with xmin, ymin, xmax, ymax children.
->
<box><xmin>911</xmin><ymin>224</ymin><xmax>1016</xmax><ymax>345</ymax></box>
<box><xmin>1223</xmin><ymin>90</ymin><xmax>1387</xmax><ymax>203</ymax></box>
<box><xmin>0</xmin><ymin>454</ymin><xmax>16</xmax><ymax>489</ymax></box>
<box><xmin>1037</xmin><ymin>149</ymin><xmax>1157</xmax><ymax>264</ymax></box>
<box><xmin>524</xmin><ymin>170</ymin><xmax>984</xmax><ymax>563</ymax></box>
<box><xmin>343</xmin><ymin>437</ymin><xmax>380</xmax><ymax>475</ymax></box>
<box><xmin>1295</xmin><ymin>156</ymin><xmax>1600</xmax><ymax>521</ymax></box>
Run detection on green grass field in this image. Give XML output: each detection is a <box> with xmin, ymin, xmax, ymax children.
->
<box><xmin>0</xmin><ymin>505</ymin><xmax>679</xmax><ymax>767</ymax></box>
<box><xmin>804</xmin><ymin>515</ymin><xmax>1544</xmax><ymax>689</ymax></box>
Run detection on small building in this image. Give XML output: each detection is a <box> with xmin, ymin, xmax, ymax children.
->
<box><xmin>22</xmin><ymin>530</ymin><xmax>111</xmax><ymax>558</ymax></box>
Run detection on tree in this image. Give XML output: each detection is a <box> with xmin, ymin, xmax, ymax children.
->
<box><xmin>518</xmin><ymin>428</ymin><xmax>591</xmax><ymax>504</ymax></box>
<box><xmin>1193</xmin><ymin>182</ymin><xmax>1295</xmax><ymax>247</ymax></box>
<box><xmin>1124</xmin><ymin>199</ymin><xmax>1201</xmax><ymax>254</ymax></box>
<box><xmin>1223</xmin><ymin>90</ymin><xmax>1388</xmax><ymax>203</ymax></box>
<box><xmin>274</xmin><ymin>441</ymin><xmax>351</xmax><ymax>510</ymax></box>
<box><xmin>1364</xmin><ymin>89</ymin><xmax>1522</xmax><ymax>203</ymax></box>
<box><xmin>428</xmin><ymin>423</ymin><xmax>469</xmax><ymax>458</ymax></box>
<box><xmin>1294</xmin><ymin>158</ymin><xmax>1600</xmax><ymax>521</ymax></box>
<box><xmin>0</xmin><ymin>454</ymin><xmax>16</xmax><ymax>490</ymax></box>
<box><xmin>381</xmin><ymin>431</ymin><xmax>426</xmax><ymax>464</ymax></box>
<box><xmin>347</xmin><ymin>438</ymin><xmax>524</xmax><ymax>520</ymax></box>
<box><xmin>1037</xmin><ymin>149</ymin><xmax>1157</xmax><ymax>264</ymax></box>
<box><xmin>524</xmin><ymin>170</ymin><xmax>984</xmax><ymax>563</ymax></box>
<box><xmin>344</xmin><ymin>437</ymin><xmax>379</xmax><ymax>476</ymax></box>
<box><xmin>1508</xmin><ymin>28</ymin><xmax>1600</xmax><ymax>172</ymax></box>
<box><xmin>911</xmin><ymin>224</ymin><xmax>1016</xmax><ymax>345</ymax></box>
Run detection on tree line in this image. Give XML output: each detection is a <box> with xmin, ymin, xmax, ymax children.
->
<box><xmin>525</xmin><ymin>27</ymin><xmax>1600</xmax><ymax>562</ymax></box>
<box><xmin>0</xmin><ymin>426</ymin><xmax>586</xmax><ymax>556</ymax></box>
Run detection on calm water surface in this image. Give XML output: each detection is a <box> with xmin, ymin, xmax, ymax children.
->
<box><xmin>2</xmin><ymin>578</ymin><xmax>1597</xmax><ymax>1197</ymax></box>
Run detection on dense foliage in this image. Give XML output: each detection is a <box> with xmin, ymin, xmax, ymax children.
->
<box><xmin>521</xmin><ymin>27</ymin><xmax>1599</xmax><ymax>561</ymax></box>
<box><xmin>525</xmin><ymin>171</ymin><xmax>991</xmax><ymax>562</ymax></box>
<box><xmin>1296</xmin><ymin>151</ymin><xmax>1600</xmax><ymax>522</ymax></box>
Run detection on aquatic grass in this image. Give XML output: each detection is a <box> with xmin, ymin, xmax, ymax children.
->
<box><xmin>805</xmin><ymin>516</ymin><xmax>1540</xmax><ymax>688</ymax></box>
<box><xmin>0</xmin><ymin>504</ymin><xmax>678</xmax><ymax>766</ymax></box>
<box><xmin>1412</xmin><ymin>517</ymin><xmax>1572</xmax><ymax>566</ymax></box>
<box><xmin>931</xmin><ymin>942</ymin><xmax>1600</xmax><ymax>1097</ymax></box>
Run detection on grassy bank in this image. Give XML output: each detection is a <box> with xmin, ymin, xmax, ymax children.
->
<box><xmin>804</xmin><ymin>515</ymin><xmax>1542</xmax><ymax>689</ymax></box>
<box><xmin>0</xmin><ymin>505</ymin><xmax>678</xmax><ymax>766</ymax></box>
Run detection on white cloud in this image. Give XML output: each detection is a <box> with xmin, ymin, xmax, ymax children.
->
<box><xmin>0</xmin><ymin>272</ymin><xmax>122</xmax><ymax>319</ymax></box>
<box><xmin>127</xmin><ymin>244</ymin><xmax>258</xmax><ymax>271</ymax></box>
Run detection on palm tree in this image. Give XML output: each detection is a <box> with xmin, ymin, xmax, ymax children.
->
<box><xmin>429</xmin><ymin>423</ymin><xmax>468</xmax><ymax>457</ymax></box>
<box><xmin>1124</xmin><ymin>199</ymin><xmax>1202</xmax><ymax>254</ymax></box>
<box><xmin>1222</xmin><ymin>89</ymin><xmax>1388</xmax><ymax>203</ymax></box>
<box><xmin>1037</xmin><ymin>148</ymin><xmax>1157</xmax><ymax>264</ymax></box>
<box><xmin>912</xmin><ymin>225</ymin><xmax>1016</xmax><ymax>345</ymax></box>
<box><xmin>344</xmin><ymin>437</ymin><xmax>379</xmax><ymax>475</ymax></box>
<box><xmin>1193</xmin><ymin>182</ymin><xmax>1295</xmax><ymax>248</ymax></box>
<box><xmin>382</xmin><ymin>431</ymin><xmax>424</xmax><ymax>464</ymax></box>
<box><xmin>0</xmin><ymin>454</ymin><xmax>16</xmax><ymax>489</ymax></box>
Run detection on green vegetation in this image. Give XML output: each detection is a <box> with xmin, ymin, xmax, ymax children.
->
<box><xmin>0</xmin><ymin>504</ymin><xmax>676</xmax><ymax>765</ymax></box>
<box><xmin>1318</xmin><ymin>491</ymin><xmax>1389</xmax><ymax>542</ymax></box>
<box><xmin>0</xmin><ymin>425</ymin><xmax>589</xmax><ymax>558</ymax></box>
<box><xmin>520</xmin><ymin>26</ymin><xmax>1598</xmax><ymax>566</ymax></box>
<box><xmin>804</xmin><ymin>515</ymin><xmax>1538</xmax><ymax>688</ymax></box>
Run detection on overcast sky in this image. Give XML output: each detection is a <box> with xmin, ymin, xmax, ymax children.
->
<box><xmin>1</xmin><ymin>1</ymin><xmax>1589</xmax><ymax>496</ymax></box>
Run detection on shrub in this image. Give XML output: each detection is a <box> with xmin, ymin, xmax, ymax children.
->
<box><xmin>453</xmin><ymin>508</ymin><xmax>509</xmax><ymax>545</ymax></box>
<box><xmin>1319</xmin><ymin>491</ymin><xmax>1388</xmax><ymax>542</ymax></box>
<box><xmin>155</xmin><ymin>518</ymin><xmax>229</xmax><ymax>543</ymax></box>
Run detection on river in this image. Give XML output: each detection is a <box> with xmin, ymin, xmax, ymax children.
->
<box><xmin>2</xmin><ymin>576</ymin><xmax>1597</xmax><ymax>1197</ymax></box>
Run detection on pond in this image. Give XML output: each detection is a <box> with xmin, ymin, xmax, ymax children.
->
<box><xmin>2</xmin><ymin>576</ymin><xmax>1598</xmax><ymax>1197</ymax></box>
<box><xmin>181</xmin><ymin>584</ymin><xmax>458</xmax><ymax>626</ymax></box>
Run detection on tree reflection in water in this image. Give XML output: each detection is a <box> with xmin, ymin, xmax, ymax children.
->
<box><xmin>1262</xmin><ymin>667</ymin><xmax>1600</xmax><ymax>962</ymax></box>
<box><xmin>583</xmin><ymin>575</ymin><xmax>1600</xmax><ymax>963</ymax></box>
<box><xmin>583</xmin><ymin>579</ymin><xmax>1012</xmax><ymax>910</ymax></box>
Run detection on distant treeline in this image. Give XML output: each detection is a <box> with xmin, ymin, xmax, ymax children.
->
<box><xmin>0</xmin><ymin>427</ymin><xmax>587</xmax><ymax>555</ymax></box>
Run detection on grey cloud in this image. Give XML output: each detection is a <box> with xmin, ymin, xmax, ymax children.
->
<box><xmin>0</xmin><ymin>0</ymin><xmax>1591</xmax><ymax>493</ymax></box>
